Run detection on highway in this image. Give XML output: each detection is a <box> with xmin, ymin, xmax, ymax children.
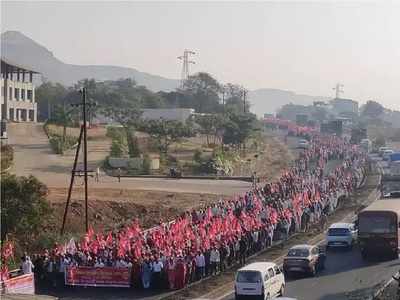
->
<box><xmin>221</xmin><ymin>248</ymin><xmax>398</xmax><ymax>300</ymax></box>
<box><xmin>221</xmin><ymin>156</ymin><xmax>399</xmax><ymax>300</ymax></box>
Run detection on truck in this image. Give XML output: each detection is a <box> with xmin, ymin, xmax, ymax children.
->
<box><xmin>358</xmin><ymin>200</ymin><xmax>400</xmax><ymax>260</ymax></box>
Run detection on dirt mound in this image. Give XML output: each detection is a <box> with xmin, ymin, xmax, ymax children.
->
<box><xmin>48</xmin><ymin>187</ymin><xmax>220</xmax><ymax>234</ymax></box>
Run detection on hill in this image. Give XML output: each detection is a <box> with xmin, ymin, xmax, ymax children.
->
<box><xmin>248</xmin><ymin>88</ymin><xmax>331</xmax><ymax>116</ymax></box>
<box><xmin>1</xmin><ymin>31</ymin><xmax>331</xmax><ymax>115</ymax></box>
<box><xmin>1</xmin><ymin>31</ymin><xmax>179</xmax><ymax>91</ymax></box>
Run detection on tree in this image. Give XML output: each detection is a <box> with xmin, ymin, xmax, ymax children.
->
<box><xmin>142</xmin><ymin>119</ymin><xmax>195</xmax><ymax>154</ymax></box>
<box><xmin>51</xmin><ymin>103</ymin><xmax>77</xmax><ymax>146</ymax></box>
<box><xmin>36</xmin><ymin>82</ymin><xmax>69</xmax><ymax>121</ymax></box>
<box><xmin>195</xmin><ymin>114</ymin><xmax>225</xmax><ymax>146</ymax></box>
<box><xmin>223</xmin><ymin>83</ymin><xmax>249</xmax><ymax>114</ymax></box>
<box><xmin>179</xmin><ymin>72</ymin><xmax>221</xmax><ymax>113</ymax></box>
<box><xmin>361</xmin><ymin>101</ymin><xmax>384</xmax><ymax>119</ymax></box>
<box><xmin>222</xmin><ymin>112</ymin><xmax>257</xmax><ymax>149</ymax></box>
<box><xmin>101</xmin><ymin>97</ymin><xmax>143</xmax><ymax>157</ymax></box>
<box><xmin>1</xmin><ymin>174</ymin><xmax>51</xmax><ymax>244</ymax></box>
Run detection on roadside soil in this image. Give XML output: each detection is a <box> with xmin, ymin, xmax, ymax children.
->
<box><xmin>161</xmin><ymin>168</ymin><xmax>380</xmax><ymax>300</ymax></box>
<box><xmin>47</xmin><ymin>188</ymin><xmax>221</xmax><ymax>234</ymax></box>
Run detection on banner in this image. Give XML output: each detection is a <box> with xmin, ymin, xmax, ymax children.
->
<box><xmin>65</xmin><ymin>266</ymin><xmax>131</xmax><ymax>287</ymax></box>
<box><xmin>1</xmin><ymin>273</ymin><xmax>35</xmax><ymax>294</ymax></box>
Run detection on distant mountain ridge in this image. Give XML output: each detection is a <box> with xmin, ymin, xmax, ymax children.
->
<box><xmin>1</xmin><ymin>31</ymin><xmax>179</xmax><ymax>92</ymax></box>
<box><xmin>1</xmin><ymin>31</ymin><xmax>331</xmax><ymax>116</ymax></box>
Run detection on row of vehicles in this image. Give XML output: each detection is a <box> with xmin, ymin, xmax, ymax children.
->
<box><xmin>234</xmin><ymin>151</ymin><xmax>400</xmax><ymax>300</ymax></box>
<box><xmin>234</xmin><ymin>223</ymin><xmax>357</xmax><ymax>300</ymax></box>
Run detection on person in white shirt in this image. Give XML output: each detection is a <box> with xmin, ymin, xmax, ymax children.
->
<box><xmin>210</xmin><ymin>246</ymin><xmax>220</xmax><ymax>275</ymax></box>
<box><xmin>21</xmin><ymin>256</ymin><xmax>34</xmax><ymax>274</ymax></box>
<box><xmin>152</xmin><ymin>258</ymin><xmax>163</xmax><ymax>289</ymax></box>
<box><xmin>94</xmin><ymin>258</ymin><xmax>105</xmax><ymax>268</ymax></box>
<box><xmin>195</xmin><ymin>251</ymin><xmax>205</xmax><ymax>279</ymax></box>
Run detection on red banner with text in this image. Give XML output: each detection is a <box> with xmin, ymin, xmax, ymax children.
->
<box><xmin>1</xmin><ymin>273</ymin><xmax>35</xmax><ymax>295</ymax></box>
<box><xmin>65</xmin><ymin>266</ymin><xmax>131</xmax><ymax>287</ymax></box>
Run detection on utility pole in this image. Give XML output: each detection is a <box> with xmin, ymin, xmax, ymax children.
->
<box><xmin>243</xmin><ymin>88</ymin><xmax>247</xmax><ymax>113</ymax></box>
<box><xmin>178</xmin><ymin>49</ymin><xmax>195</xmax><ymax>88</ymax></box>
<box><xmin>61</xmin><ymin>87</ymin><xmax>95</xmax><ymax>235</ymax></box>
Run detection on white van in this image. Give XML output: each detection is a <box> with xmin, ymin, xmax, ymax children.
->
<box><xmin>234</xmin><ymin>262</ymin><xmax>285</xmax><ymax>300</ymax></box>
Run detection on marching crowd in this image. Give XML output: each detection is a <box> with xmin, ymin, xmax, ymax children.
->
<box><xmin>23</xmin><ymin>132</ymin><xmax>366</xmax><ymax>292</ymax></box>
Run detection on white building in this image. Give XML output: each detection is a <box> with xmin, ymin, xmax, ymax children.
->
<box><xmin>1</xmin><ymin>58</ymin><xmax>38</xmax><ymax>122</ymax></box>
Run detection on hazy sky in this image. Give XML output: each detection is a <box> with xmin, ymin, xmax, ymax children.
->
<box><xmin>2</xmin><ymin>1</ymin><xmax>400</xmax><ymax>109</ymax></box>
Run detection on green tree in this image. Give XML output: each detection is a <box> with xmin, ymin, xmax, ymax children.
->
<box><xmin>102</xmin><ymin>98</ymin><xmax>143</xmax><ymax>158</ymax></box>
<box><xmin>51</xmin><ymin>103</ymin><xmax>76</xmax><ymax>146</ymax></box>
<box><xmin>142</xmin><ymin>119</ymin><xmax>195</xmax><ymax>154</ymax></box>
<box><xmin>36</xmin><ymin>82</ymin><xmax>69</xmax><ymax>121</ymax></box>
<box><xmin>195</xmin><ymin>114</ymin><xmax>225</xmax><ymax>146</ymax></box>
<box><xmin>223</xmin><ymin>83</ymin><xmax>249</xmax><ymax>114</ymax></box>
<box><xmin>222</xmin><ymin>112</ymin><xmax>257</xmax><ymax>149</ymax></box>
<box><xmin>179</xmin><ymin>72</ymin><xmax>221</xmax><ymax>113</ymax></box>
<box><xmin>1</xmin><ymin>174</ymin><xmax>51</xmax><ymax>244</ymax></box>
<box><xmin>361</xmin><ymin>101</ymin><xmax>384</xmax><ymax>119</ymax></box>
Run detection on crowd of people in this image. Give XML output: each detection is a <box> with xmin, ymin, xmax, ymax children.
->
<box><xmin>20</xmin><ymin>131</ymin><xmax>367</xmax><ymax>292</ymax></box>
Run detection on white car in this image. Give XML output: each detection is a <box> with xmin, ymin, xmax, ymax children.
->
<box><xmin>379</xmin><ymin>146</ymin><xmax>390</xmax><ymax>157</ymax></box>
<box><xmin>326</xmin><ymin>223</ymin><xmax>357</xmax><ymax>249</ymax></box>
<box><xmin>297</xmin><ymin>139</ymin><xmax>309</xmax><ymax>149</ymax></box>
<box><xmin>235</xmin><ymin>262</ymin><xmax>285</xmax><ymax>300</ymax></box>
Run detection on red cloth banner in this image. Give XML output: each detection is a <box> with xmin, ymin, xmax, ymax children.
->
<box><xmin>1</xmin><ymin>273</ymin><xmax>35</xmax><ymax>295</ymax></box>
<box><xmin>65</xmin><ymin>266</ymin><xmax>131</xmax><ymax>287</ymax></box>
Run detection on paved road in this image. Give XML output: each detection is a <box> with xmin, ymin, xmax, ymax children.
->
<box><xmin>220</xmin><ymin>158</ymin><xmax>397</xmax><ymax>300</ymax></box>
<box><xmin>220</xmin><ymin>247</ymin><xmax>398</xmax><ymax>300</ymax></box>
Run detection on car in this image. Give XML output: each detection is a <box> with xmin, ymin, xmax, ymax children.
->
<box><xmin>383</xmin><ymin>150</ymin><xmax>395</xmax><ymax>161</ymax></box>
<box><xmin>379</xmin><ymin>146</ymin><xmax>390</xmax><ymax>157</ymax></box>
<box><xmin>326</xmin><ymin>223</ymin><xmax>357</xmax><ymax>249</ymax></box>
<box><xmin>297</xmin><ymin>139</ymin><xmax>309</xmax><ymax>149</ymax></box>
<box><xmin>282</xmin><ymin>244</ymin><xmax>326</xmax><ymax>277</ymax></box>
<box><xmin>234</xmin><ymin>262</ymin><xmax>285</xmax><ymax>300</ymax></box>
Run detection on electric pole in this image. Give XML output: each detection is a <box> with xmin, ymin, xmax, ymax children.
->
<box><xmin>178</xmin><ymin>49</ymin><xmax>195</xmax><ymax>88</ymax></box>
<box><xmin>61</xmin><ymin>87</ymin><xmax>95</xmax><ymax>235</ymax></box>
<box><xmin>243</xmin><ymin>88</ymin><xmax>247</xmax><ymax>113</ymax></box>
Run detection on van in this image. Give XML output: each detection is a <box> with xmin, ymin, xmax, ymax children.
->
<box><xmin>234</xmin><ymin>262</ymin><xmax>285</xmax><ymax>300</ymax></box>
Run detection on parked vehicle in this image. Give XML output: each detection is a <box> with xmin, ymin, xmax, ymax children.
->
<box><xmin>297</xmin><ymin>139</ymin><xmax>309</xmax><ymax>149</ymax></box>
<box><xmin>283</xmin><ymin>244</ymin><xmax>326</xmax><ymax>277</ymax></box>
<box><xmin>326</xmin><ymin>223</ymin><xmax>357</xmax><ymax>249</ymax></box>
<box><xmin>235</xmin><ymin>262</ymin><xmax>285</xmax><ymax>300</ymax></box>
<box><xmin>383</xmin><ymin>150</ymin><xmax>395</xmax><ymax>161</ymax></box>
<box><xmin>379</xmin><ymin>146</ymin><xmax>390</xmax><ymax>157</ymax></box>
<box><xmin>358</xmin><ymin>200</ymin><xmax>400</xmax><ymax>260</ymax></box>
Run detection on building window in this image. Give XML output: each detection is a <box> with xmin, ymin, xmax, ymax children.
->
<box><xmin>27</xmin><ymin>90</ymin><xmax>33</xmax><ymax>101</ymax></box>
<box><xmin>9</xmin><ymin>87</ymin><xmax>12</xmax><ymax>100</ymax></box>
<box><xmin>21</xmin><ymin>89</ymin><xmax>25</xmax><ymax>100</ymax></box>
<box><xmin>14</xmin><ymin>88</ymin><xmax>19</xmax><ymax>100</ymax></box>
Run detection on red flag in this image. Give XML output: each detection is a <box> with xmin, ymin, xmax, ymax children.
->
<box><xmin>106</xmin><ymin>232</ymin><xmax>113</xmax><ymax>247</ymax></box>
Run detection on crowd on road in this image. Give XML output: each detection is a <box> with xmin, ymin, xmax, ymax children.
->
<box><xmin>20</xmin><ymin>131</ymin><xmax>367</xmax><ymax>292</ymax></box>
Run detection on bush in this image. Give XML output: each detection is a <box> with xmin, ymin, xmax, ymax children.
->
<box><xmin>110</xmin><ymin>140</ymin><xmax>124</xmax><ymax>157</ymax></box>
<box><xmin>193</xmin><ymin>149</ymin><xmax>203</xmax><ymax>163</ymax></box>
<box><xmin>49</xmin><ymin>135</ymin><xmax>78</xmax><ymax>154</ymax></box>
<box><xmin>1</xmin><ymin>145</ymin><xmax>14</xmax><ymax>171</ymax></box>
<box><xmin>106</xmin><ymin>126</ymin><xmax>125</xmax><ymax>140</ymax></box>
<box><xmin>142</xmin><ymin>154</ymin><xmax>151</xmax><ymax>174</ymax></box>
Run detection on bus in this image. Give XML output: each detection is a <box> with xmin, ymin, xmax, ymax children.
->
<box><xmin>358</xmin><ymin>200</ymin><xmax>400</xmax><ymax>260</ymax></box>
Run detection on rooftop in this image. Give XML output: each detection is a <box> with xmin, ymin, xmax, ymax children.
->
<box><xmin>1</xmin><ymin>58</ymin><xmax>40</xmax><ymax>74</ymax></box>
